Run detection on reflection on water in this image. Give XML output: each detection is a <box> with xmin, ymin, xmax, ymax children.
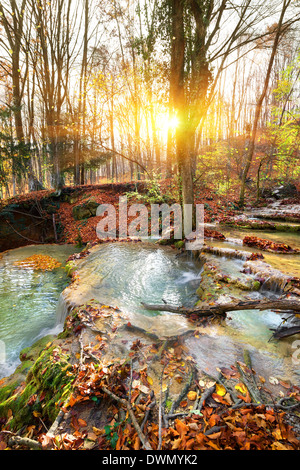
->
<box><xmin>67</xmin><ymin>243</ymin><xmax>202</xmax><ymax>317</ymax></box>
<box><xmin>0</xmin><ymin>244</ymin><xmax>78</xmax><ymax>378</ymax></box>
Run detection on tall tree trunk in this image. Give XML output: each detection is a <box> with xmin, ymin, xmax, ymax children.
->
<box><xmin>239</xmin><ymin>0</ymin><xmax>291</xmax><ymax>206</ymax></box>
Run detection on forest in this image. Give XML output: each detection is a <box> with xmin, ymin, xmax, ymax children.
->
<box><xmin>0</xmin><ymin>0</ymin><xmax>300</xmax><ymax>454</ymax></box>
<box><xmin>0</xmin><ymin>0</ymin><xmax>299</xmax><ymax>205</ymax></box>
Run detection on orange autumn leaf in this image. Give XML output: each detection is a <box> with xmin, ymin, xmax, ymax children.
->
<box><xmin>175</xmin><ymin>419</ymin><xmax>189</xmax><ymax>439</ymax></box>
<box><xmin>78</xmin><ymin>418</ymin><xmax>87</xmax><ymax>427</ymax></box>
<box><xmin>206</xmin><ymin>431</ymin><xmax>222</xmax><ymax>440</ymax></box>
<box><xmin>212</xmin><ymin>393</ymin><xmax>229</xmax><ymax>405</ymax></box>
<box><xmin>14</xmin><ymin>254</ymin><xmax>62</xmax><ymax>271</ymax></box>
<box><xmin>134</xmin><ymin>436</ymin><xmax>141</xmax><ymax>450</ymax></box>
<box><xmin>172</xmin><ymin>438</ymin><xmax>182</xmax><ymax>450</ymax></box>
<box><xmin>187</xmin><ymin>391</ymin><xmax>197</xmax><ymax>401</ymax></box>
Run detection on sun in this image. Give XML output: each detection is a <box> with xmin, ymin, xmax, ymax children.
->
<box><xmin>155</xmin><ymin>113</ymin><xmax>179</xmax><ymax>137</ymax></box>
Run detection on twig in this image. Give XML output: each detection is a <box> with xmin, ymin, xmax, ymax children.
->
<box><xmin>165</xmin><ymin>412</ymin><xmax>191</xmax><ymax>420</ymax></box>
<box><xmin>198</xmin><ymin>385</ymin><xmax>216</xmax><ymax>412</ymax></box>
<box><xmin>128</xmin><ymin>359</ymin><xmax>133</xmax><ymax>405</ymax></box>
<box><xmin>141</xmin><ymin>391</ymin><xmax>156</xmax><ymax>432</ymax></box>
<box><xmin>100</xmin><ymin>385</ymin><xmax>152</xmax><ymax>450</ymax></box>
<box><xmin>52</xmin><ymin>213</ymin><xmax>58</xmax><ymax>242</ymax></box>
<box><xmin>4</xmin><ymin>218</ymin><xmax>46</xmax><ymax>244</ymax></box>
<box><xmin>158</xmin><ymin>365</ymin><xmax>166</xmax><ymax>450</ymax></box>
<box><xmin>230</xmin><ymin>401</ymin><xmax>300</xmax><ymax>411</ymax></box>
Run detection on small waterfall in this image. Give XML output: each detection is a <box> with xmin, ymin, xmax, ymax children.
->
<box><xmin>55</xmin><ymin>293</ymin><xmax>71</xmax><ymax>326</ymax></box>
<box><xmin>260</xmin><ymin>275</ymin><xmax>288</xmax><ymax>294</ymax></box>
<box><xmin>201</xmin><ymin>245</ymin><xmax>249</xmax><ymax>260</ymax></box>
<box><xmin>243</xmin><ymin>260</ymin><xmax>290</xmax><ymax>294</ymax></box>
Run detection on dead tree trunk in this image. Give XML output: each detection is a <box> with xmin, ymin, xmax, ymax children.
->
<box><xmin>141</xmin><ymin>298</ymin><xmax>300</xmax><ymax>318</ymax></box>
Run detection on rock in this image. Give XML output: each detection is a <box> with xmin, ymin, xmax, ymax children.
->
<box><xmin>261</xmin><ymin>183</ymin><xmax>298</xmax><ymax>200</ymax></box>
<box><xmin>19</xmin><ymin>335</ymin><xmax>55</xmax><ymax>362</ymax></box>
<box><xmin>174</xmin><ymin>240</ymin><xmax>185</xmax><ymax>249</ymax></box>
<box><xmin>0</xmin><ymin>342</ymin><xmax>74</xmax><ymax>430</ymax></box>
<box><xmin>271</xmin><ymin>183</ymin><xmax>297</xmax><ymax>200</ymax></box>
<box><xmin>72</xmin><ymin>200</ymin><xmax>99</xmax><ymax>220</ymax></box>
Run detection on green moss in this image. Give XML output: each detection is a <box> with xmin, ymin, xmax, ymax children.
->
<box><xmin>64</xmin><ymin>261</ymin><xmax>76</xmax><ymax>277</ymax></box>
<box><xmin>157</xmin><ymin>237</ymin><xmax>174</xmax><ymax>246</ymax></box>
<box><xmin>0</xmin><ymin>381</ymin><xmax>20</xmax><ymax>403</ymax></box>
<box><xmin>19</xmin><ymin>335</ymin><xmax>55</xmax><ymax>362</ymax></box>
<box><xmin>174</xmin><ymin>240</ymin><xmax>185</xmax><ymax>249</ymax></box>
<box><xmin>0</xmin><ymin>344</ymin><xmax>75</xmax><ymax>430</ymax></box>
<box><xmin>252</xmin><ymin>280</ymin><xmax>261</xmax><ymax>291</ymax></box>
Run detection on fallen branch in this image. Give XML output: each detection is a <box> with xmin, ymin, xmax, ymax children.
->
<box><xmin>141</xmin><ymin>299</ymin><xmax>300</xmax><ymax>318</ymax></box>
<box><xmin>8</xmin><ymin>435</ymin><xmax>42</xmax><ymax>450</ymax></box>
<box><xmin>141</xmin><ymin>392</ymin><xmax>156</xmax><ymax>432</ymax></box>
<box><xmin>198</xmin><ymin>385</ymin><xmax>216</xmax><ymax>412</ymax></box>
<box><xmin>271</xmin><ymin>325</ymin><xmax>300</xmax><ymax>340</ymax></box>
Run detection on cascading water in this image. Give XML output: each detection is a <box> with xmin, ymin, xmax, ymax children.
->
<box><xmin>59</xmin><ymin>242</ymin><xmax>203</xmax><ymax>337</ymax></box>
<box><xmin>55</xmin><ymin>293</ymin><xmax>71</xmax><ymax>326</ymax></box>
<box><xmin>1</xmin><ymin>233</ymin><xmax>299</xmax><ymax>383</ymax></box>
<box><xmin>0</xmin><ymin>244</ymin><xmax>79</xmax><ymax>378</ymax></box>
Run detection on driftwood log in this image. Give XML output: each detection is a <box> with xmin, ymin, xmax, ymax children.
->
<box><xmin>141</xmin><ymin>299</ymin><xmax>300</xmax><ymax>318</ymax></box>
<box><xmin>141</xmin><ymin>299</ymin><xmax>300</xmax><ymax>339</ymax></box>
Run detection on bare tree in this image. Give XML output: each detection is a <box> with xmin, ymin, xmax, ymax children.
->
<box><xmin>239</xmin><ymin>0</ymin><xmax>294</xmax><ymax>206</ymax></box>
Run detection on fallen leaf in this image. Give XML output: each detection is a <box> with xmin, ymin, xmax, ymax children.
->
<box><xmin>269</xmin><ymin>376</ymin><xmax>279</xmax><ymax>385</ymax></box>
<box><xmin>187</xmin><ymin>391</ymin><xmax>197</xmax><ymax>401</ymax></box>
<box><xmin>78</xmin><ymin>418</ymin><xmax>87</xmax><ymax>427</ymax></box>
<box><xmin>235</xmin><ymin>383</ymin><xmax>248</xmax><ymax>395</ymax></box>
<box><xmin>215</xmin><ymin>384</ymin><xmax>226</xmax><ymax>397</ymax></box>
<box><xmin>147</xmin><ymin>376</ymin><xmax>153</xmax><ymax>386</ymax></box>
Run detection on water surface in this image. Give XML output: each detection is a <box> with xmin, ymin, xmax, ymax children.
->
<box><xmin>0</xmin><ymin>244</ymin><xmax>78</xmax><ymax>378</ymax></box>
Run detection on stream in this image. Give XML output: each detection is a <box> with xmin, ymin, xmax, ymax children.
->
<box><xmin>0</xmin><ymin>224</ymin><xmax>299</xmax><ymax>383</ymax></box>
<box><xmin>218</xmin><ymin>224</ymin><xmax>300</xmax><ymax>277</ymax></box>
<box><xmin>0</xmin><ymin>244</ymin><xmax>79</xmax><ymax>378</ymax></box>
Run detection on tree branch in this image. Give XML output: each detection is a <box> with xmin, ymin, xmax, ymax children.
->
<box><xmin>141</xmin><ymin>298</ymin><xmax>300</xmax><ymax>318</ymax></box>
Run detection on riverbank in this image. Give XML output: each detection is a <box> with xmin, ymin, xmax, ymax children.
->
<box><xmin>0</xmin><ymin>181</ymin><xmax>300</xmax><ymax>450</ymax></box>
<box><xmin>0</xmin><ymin>239</ymin><xmax>299</xmax><ymax>450</ymax></box>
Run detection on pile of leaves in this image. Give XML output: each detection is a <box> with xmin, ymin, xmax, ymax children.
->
<box><xmin>243</xmin><ymin>236</ymin><xmax>299</xmax><ymax>254</ymax></box>
<box><xmin>204</xmin><ymin>229</ymin><xmax>226</xmax><ymax>240</ymax></box>
<box><xmin>33</xmin><ymin>336</ymin><xmax>300</xmax><ymax>451</ymax></box>
<box><xmin>35</xmin><ymin>356</ymin><xmax>300</xmax><ymax>451</ymax></box>
<box><xmin>13</xmin><ymin>254</ymin><xmax>62</xmax><ymax>271</ymax></box>
<box><xmin>246</xmin><ymin>252</ymin><xmax>265</xmax><ymax>261</ymax></box>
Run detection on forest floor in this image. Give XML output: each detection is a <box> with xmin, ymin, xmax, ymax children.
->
<box><xmin>1</xmin><ymin>178</ymin><xmax>299</xmax><ymax>247</ymax></box>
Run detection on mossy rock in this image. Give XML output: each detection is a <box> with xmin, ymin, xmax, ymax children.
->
<box><xmin>64</xmin><ymin>260</ymin><xmax>76</xmax><ymax>277</ymax></box>
<box><xmin>63</xmin><ymin>193</ymin><xmax>79</xmax><ymax>204</ymax></box>
<box><xmin>274</xmin><ymin>224</ymin><xmax>300</xmax><ymax>233</ymax></box>
<box><xmin>72</xmin><ymin>200</ymin><xmax>99</xmax><ymax>220</ymax></box>
<box><xmin>0</xmin><ymin>344</ymin><xmax>75</xmax><ymax>430</ymax></box>
<box><xmin>19</xmin><ymin>335</ymin><xmax>55</xmax><ymax>362</ymax></box>
<box><xmin>174</xmin><ymin>240</ymin><xmax>185</xmax><ymax>249</ymax></box>
<box><xmin>252</xmin><ymin>280</ymin><xmax>261</xmax><ymax>291</ymax></box>
<box><xmin>0</xmin><ymin>336</ymin><xmax>56</xmax><ymax>406</ymax></box>
<box><xmin>157</xmin><ymin>237</ymin><xmax>174</xmax><ymax>246</ymax></box>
